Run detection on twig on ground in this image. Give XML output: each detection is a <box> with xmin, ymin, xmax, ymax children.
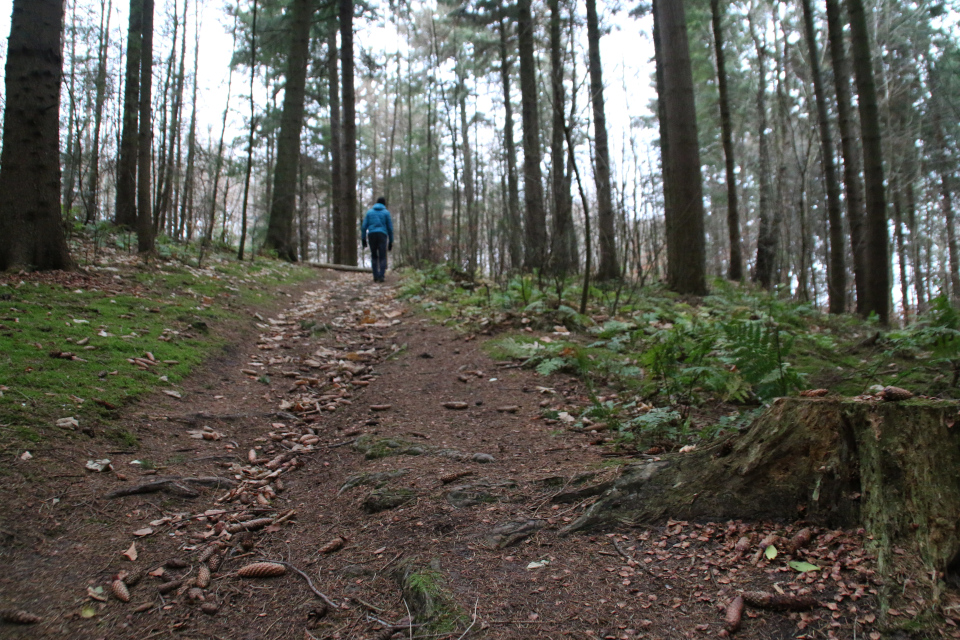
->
<box><xmin>263</xmin><ymin>559</ymin><xmax>338</xmax><ymax>609</ymax></box>
<box><xmin>455</xmin><ymin>597</ymin><xmax>480</xmax><ymax>640</ymax></box>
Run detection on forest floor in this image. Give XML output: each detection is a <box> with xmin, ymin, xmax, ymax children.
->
<box><xmin>0</xmin><ymin>265</ymin><xmax>949</xmax><ymax>640</ymax></box>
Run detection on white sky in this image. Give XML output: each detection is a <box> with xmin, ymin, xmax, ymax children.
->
<box><xmin>0</xmin><ymin>0</ymin><xmax>657</xmax><ymax>180</ymax></box>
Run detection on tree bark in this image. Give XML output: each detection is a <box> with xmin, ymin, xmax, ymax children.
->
<box><xmin>825</xmin><ymin>0</ymin><xmax>866</xmax><ymax>312</ymax></box>
<box><xmin>238</xmin><ymin>0</ymin><xmax>258</xmax><ymax>262</ymax></box>
<box><xmin>709</xmin><ymin>0</ymin><xmax>741</xmax><ymax>283</ymax></box>
<box><xmin>265</xmin><ymin>0</ymin><xmax>315</xmax><ymax>262</ymax></box>
<box><xmin>657</xmin><ymin>0</ymin><xmax>707</xmax><ymax>295</ymax></box>
<box><xmin>517</xmin><ymin>0</ymin><xmax>547</xmax><ymax>270</ymax></box>
<box><xmin>750</xmin><ymin>21</ymin><xmax>775</xmax><ymax>290</ymax></box>
<box><xmin>178</xmin><ymin>2</ymin><xmax>200</xmax><ymax>242</ymax></box>
<box><xmin>586</xmin><ymin>0</ymin><xmax>619</xmax><ymax>281</ymax></box>
<box><xmin>459</xmin><ymin>88</ymin><xmax>478</xmax><ymax>275</ymax></box>
<box><xmin>498</xmin><ymin>6</ymin><xmax>523</xmax><ymax>271</ymax></box>
<box><xmin>327</xmin><ymin>21</ymin><xmax>344</xmax><ymax>264</ymax></box>
<box><xmin>136</xmin><ymin>0</ymin><xmax>155</xmax><ymax>254</ymax></box>
<box><xmin>83</xmin><ymin>0</ymin><xmax>113</xmax><ymax>225</ymax></box>
<box><xmin>115</xmin><ymin>0</ymin><xmax>143</xmax><ymax>228</ymax></box>
<box><xmin>566</xmin><ymin>398</ymin><xmax>960</xmax><ymax>626</ymax></box>
<box><xmin>847</xmin><ymin>0</ymin><xmax>889</xmax><ymax>324</ymax></box>
<box><xmin>0</xmin><ymin>0</ymin><xmax>73</xmax><ymax>271</ymax></box>
<box><xmin>548</xmin><ymin>0</ymin><xmax>572</xmax><ymax>275</ymax></box>
<box><xmin>339</xmin><ymin>0</ymin><xmax>358</xmax><ymax>265</ymax></box>
<box><xmin>800</xmin><ymin>0</ymin><xmax>845</xmax><ymax>313</ymax></box>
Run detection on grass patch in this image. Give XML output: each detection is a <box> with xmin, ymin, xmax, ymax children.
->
<box><xmin>0</xmin><ymin>244</ymin><xmax>315</xmax><ymax>448</ymax></box>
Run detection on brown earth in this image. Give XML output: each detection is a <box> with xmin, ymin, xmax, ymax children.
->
<box><xmin>0</xmin><ymin>270</ymin><xmax>912</xmax><ymax>640</ymax></box>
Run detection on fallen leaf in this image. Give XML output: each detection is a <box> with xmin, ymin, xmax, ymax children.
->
<box><xmin>765</xmin><ymin>545</ymin><xmax>778</xmax><ymax>560</ymax></box>
<box><xmin>788</xmin><ymin>560</ymin><xmax>820</xmax><ymax>573</ymax></box>
<box><xmin>57</xmin><ymin>416</ymin><xmax>79</xmax><ymax>430</ymax></box>
<box><xmin>87</xmin><ymin>586</ymin><xmax>107</xmax><ymax>602</ymax></box>
<box><xmin>162</xmin><ymin>390</ymin><xmax>182</xmax><ymax>399</ymax></box>
<box><xmin>132</xmin><ymin>527</ymin><xmax>154</xmax><ymax>537</ymax></box>
<box><xmin>122</xmin><ymin>542</ymin><xmax>138</xmax><ymax>561</ymax></box>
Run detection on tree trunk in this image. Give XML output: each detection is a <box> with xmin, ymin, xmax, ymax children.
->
<box><xmin>136</xmin><ymin>0</ymin><xmax>155</xmax><ymax>254</ymax></box>
<box><xmin>709</xmin><ymin>0</ymin><xmax>741</xmax><ymax>283</ymax></box>
<box><xmin>0</xmin><ymin>0</ymin><xmax>73</xmax><ymax>271</ymax></box>
<box><xmin>238</xmin><ymin>0</ymin><xmax>258</xmax><ymax>262</ymax></box>
<box><xmin>155</xmin><ymin>0</ymin><xmax>186</xmax><ymax>236</ymax></box>
<box><xmin>115</xmin><ymin>0</ymin><xmax>143</xmax><ymax>229</ymax></box>
<box><xmin>657</xmin><ymin>0</ymin><xmax>707</xmax><ymax>295</ymax></box>
<box><xmin>339</xmin><ymin>0</ymin><xmax>358</xmax><ymax>266</ymax></box>
<box><xmin>498</xmin><ymin>7</ymin><xmax>523</xmax><ymax>272</ymax></box>
<box><xmin>459</xmin><ymin>89</ymin><xmax>477</xmax><ymax>275</ymax></box>
<box><xmin>178</xmin><ymin>3</ymin><xmax>200</xmax><ymax>242</ymax></box>
<box><xmin>586</xmin><ymin>0</ymin><xmax>619</xmax><ymax>281</ymax></box>
<box><xmin>566</xmin><ymin>397</ymin><xmax>960</xmax><ymax>628</ymax></box>
<box><xmin>265</xmin><ymin>0</ymin><xmax>314</xmax><ymax>262</ymax></box>
<box><xmin>328</xmin><ymin>21</ymin><xmax>344</xmax><ymax>264</ymax></box>
<box><xmin>800</xmin><ymin>0</ymin><xmax>845</xmax><ymax>314</ymax></box>
<box><xmin>751</xmin><ymin>22</ymin><xmax>775</xmax><ymax>290</ymax></box>
<box><xmin>847</xmin><ymin>0</ymin><xmax>889</xmax><ymax>324</ymax></box>
<box><xmin>62</xmin><ymin>0</ymin><xmax>80</xmax><ymax>220</ymax></box>
<box><xmin>548</xmin><ymin>0</ymin><xmax>574</xmax><ymax>276</ymax></box>
<box><xmin>943</xmin><ymin>174</ymin><xmax>960</xmax><ymax>304</ymax></box>
<box><xmin>202</xmin><ymin>17</ymin><xmax>236</xmax><ymax>260</ymax></box>
<box><xmin>825</xmin><ymin>0</ymin><xmax>866</xmax><ymax>313</ymax></box>
<box><xmin>517</xmin><ymin>0</ymin><xmax>547</xmax><ymax>270</ymax></box>
<box><xmin>83</xmin><ymin>0</ymin><xmax>113</xmax><ymax>225</ymax></box>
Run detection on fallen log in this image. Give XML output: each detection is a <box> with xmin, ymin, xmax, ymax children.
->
<box><xmin>105</xmin><ymin>476</ymin><xmax>237</xmax><ymax>499</ymax></box>
<box><xmin>308</xmin><ymin>262</ymin><xmax>372</xmax><ymax>273</ymax></box>
<box><xmin>563</xmin><ymin>397</ymin><xmax>960</xmax><ymax>631</ymax></box>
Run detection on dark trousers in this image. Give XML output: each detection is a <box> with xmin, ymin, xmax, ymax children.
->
<box><xmin>368</xmin><ymin>232</ymin><xmax>388</xmax><ymax>282</ymax></box>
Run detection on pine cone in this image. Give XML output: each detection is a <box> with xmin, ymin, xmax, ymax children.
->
<box><xmin>165</xmin><ymin>558</ymin><xmax>189</xmax><ymax>569</ymax></box>
<box><xmin>111</xmin><ymin>579</ymin><xmax>131</xmax><ymax>603</ymax></box>
<box><xmin>319</xmin><ymin>537</ymin><xmax>345</xmax><ymax>554</ymax></box>
<box><xmin>197</xmin><ymin>543</ymin><xmax>219</xmax><ymax>563</ymax></box>
<box><xmin>121</xmin><ymin>570</ymin><xmax>143</xmax><ymax>587</ymax></box>
<box><xmin>226</xmin><ymin>518</ymin><xmax>273</xmax><ymax>534</ymax></box>
<box><xmin>237</xmin><ymin>562</ymin><xmax>286</xmax><ymax>578</ymax></box>
<box><xmin>881</xmin><ymin>386</ymin><xmax>914</xmax><ymax>401</ymax></box>
<box><xmin>200</xmin><ymin>602</ymin><xmax>219</xmax><ymax>615</ymax></box>
<box><xmin>208</xmin><ymin>552</ymin><xmax>223</xmax><ymax>573</ymax></box>
<box><xmin>157</xmin><ymin>579</ymin><xmax>182</xmax><ymax>595</ymax></box>
<box><xmin>187</xmin><ymin>587</ymin><xmax>205</xmax><ymax>602</ymax></box>
<box><xmin>196</xmin><ymin>564</ymin><xmax>211</xmax><ymax>589</ymax></box>
<box><xmin>0</xmin><ymin>609</ymin><xmax>41</xmax><ymax>624</ymax></box>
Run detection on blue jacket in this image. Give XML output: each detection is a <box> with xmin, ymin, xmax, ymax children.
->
<box><xmin>361</xmin><ymin>203</ymin><xmax>394</xmax><ymax>243</ymax></box>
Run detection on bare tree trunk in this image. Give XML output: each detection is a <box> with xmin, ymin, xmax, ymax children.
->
<box><xmin>327</xmin><ymin>21</ymin><xmax>343</xmax><ymax>264</ymax></box>
<box><xmin>942</xmin><ymin>175</ymin><xmax>960</xmax><ymax>304</ymax></box>
<box><xmin>825</xmin><ymin>0</ymin><xmax>866</xmax><ymax>312</ymax></box>
<box><xmin>517</xmin><ymin>0</ymin><xmax>547</xmax><ymax>270</ymax></box>
<box><xmin>586</xmin><ymin>0</ymin><xmax>619</xmax><ymax>281</ymax></box>
<box><xmin>136</xmin><ymin>0</ymin><xmax>155</xmax><ymax>254</ymax></box>
<box><xmin>62</xmin><ymin>0</ymin><xmax>81</xmax><ymax>220</ymax></box>
<box><xmin>847</xmin><ymin>0</ymin><xmax>889</xmax><ymax>323</ymax></box>
<box><xmin>339</xmin><ymin>0</ymin><xmax>358</xmax><ymax>265</ymax></box>
<box><xmin>548</xmin><ymin>0</ymin><xmax>573</xmax><ymax>276</ymax></box>
<box><xmin>265</xmin><ymin>0</ymin><xmax>315</xmax><ymax>262</ymax></box>
<box><xmin>800</xmin><ymin>0</ymin><xmax>845</xmax><ymax>312</ymax></box>
<box><xmin>238</xmin><ymin>0</ymin><xmax>258</xmax><ymax>262</ymax></box>
<box><xmin>155</xmin><ymin>0</ymin><xmax>186</xmax><ymax>236</ymax></box>
<box><xmin>710</xmin><ymin>0</ymin><xmax>741</xmax><ymax>282</ymax></box>
<box><xmin>178</xmin><ymin>3</ymin><xmax>199</xmax><ymax>241</ymax></box>
<box><xmin>202</xmin><ymin>14</ymin><xmax>237</xmax><ymax>257</ymax></box>
<box><xmin>657</xmin><ymin>0</ymin><xmax>707</xmax><ymax>295</ymax></box>
<box><xmin>498</xmin><ymin>6</ymin><xmax>523</xmax><ymax>271</ymax></box>
<box><xmin>83</xmin><ymin>0</ymin><xmax>113</xmax><ymax>225</ymax></box>
<box><xmin>459</xmin><ymin>88</ymin><xmax>477</xmax><ymax>274</ymax></box>
<box><xmin>116</xmin><ymin>0</ymin><xmax>143</xmax><ymax>228</ymax></box>
<box><xmin>892</xmin><ymin>184</ymin><xmax>911</xmax><ymax>319</ymax></box>
<box><xmin>751</xmin><ymin>19</ymin><xmax>775</xmax><ymax>290</ymax></box>
<box><xmin>0</xmin><ymin>0</ymin><xmax>73</xmax><ymax>270</ymax></box>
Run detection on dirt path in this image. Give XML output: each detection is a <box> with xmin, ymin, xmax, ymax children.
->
<box><xmin>1</xmin><ymin>273</ymin><xmax>889</xmax><ymax>640</ymax></box>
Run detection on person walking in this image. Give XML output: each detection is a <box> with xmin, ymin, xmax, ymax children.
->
<box><xmin>361</xmin><ymin>197</ymin><xmax>394</xmax><ymax>283</ymax></box>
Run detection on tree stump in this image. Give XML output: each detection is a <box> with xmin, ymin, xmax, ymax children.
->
<box><xmin>565</xmin><ymin>397</ymin><xmax>960</xmax><ymax>629</ymax></box>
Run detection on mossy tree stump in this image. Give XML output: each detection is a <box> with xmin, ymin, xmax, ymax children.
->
<box><xmin>566</xmin><ymin>397</ymin><xmax>960</xmax><ymax>630</ymax></box>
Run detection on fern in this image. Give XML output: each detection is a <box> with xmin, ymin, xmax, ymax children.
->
<box><xmin>536</xmin><ymin>358</ymin><xmax>568</xmax><ymax>376</ymax></box>
<box><xmin>719</xmin><ymin>320</ymin><xmax>803</xmax><ymax>400</ymax></box>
